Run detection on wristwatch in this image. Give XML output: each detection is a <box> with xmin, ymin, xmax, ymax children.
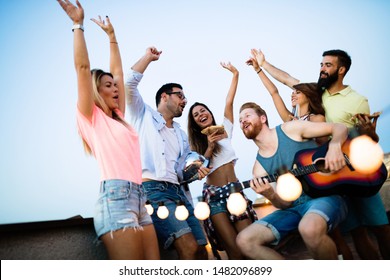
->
<box><xmin>72</xmin><ymin>24</ymin><xmax>84</xmax><ymax>32</ymax></box>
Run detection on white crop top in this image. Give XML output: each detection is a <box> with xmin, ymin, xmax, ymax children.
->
<box><xmin>208</xmin><ymin>118</ymin><xmax>238</xmax><ymax>175</ymax></box>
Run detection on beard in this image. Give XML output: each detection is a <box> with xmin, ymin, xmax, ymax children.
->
<box><xmin>173</xmin><ymin>110</ymin><xmax>183</xmax><ymax>118</ymax></box>
<box><xmin>243</xmin><ymin>122</ymin><xmax>262</xmax><ymax>140</ymax></box>
<box><xmin>317</xmin><ymin>69</ymin><xmax>339</xmax><ymax>92</ymax></box>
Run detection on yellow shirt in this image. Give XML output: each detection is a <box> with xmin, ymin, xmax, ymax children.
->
<box><xmin>322</xmin><ymin>86</ymin><xmax>370</xmax><ymax>128</ymax></box>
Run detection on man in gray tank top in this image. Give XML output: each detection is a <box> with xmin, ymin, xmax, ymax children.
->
<box><xmin>236</xmin><ymin>102</ymin><xmax>348</xmax><ymax>259</ymax></box>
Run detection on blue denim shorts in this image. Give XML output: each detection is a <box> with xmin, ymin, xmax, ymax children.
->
<box><xmin>255</xmin><ymin>193</ymin><xmax>347</xmax><ymax>245</ymax></box>
<box><xmin>94</xmin><ymin>179</ymin><xmax>153</xmax><ymax>238</ymax></box>
<box><xmin>340</xmin><ymin>193</ymin><xmax>389</xmax><ymax>232</ymax></box>
<box><xmin>209</xmin><ymin>198</ymin><xmax>228</xmax><ymax>216</ymax></box>
<box><xmin>142</xmin><ymin>181</ymin><xmax>207</xmax><ymax>249</ymax></box>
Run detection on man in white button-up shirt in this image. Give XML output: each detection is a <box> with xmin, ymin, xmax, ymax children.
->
<box><xmin>126</xmin><ymin>46</ymin><xmax>210</xmax><ymax>259</ymax></box>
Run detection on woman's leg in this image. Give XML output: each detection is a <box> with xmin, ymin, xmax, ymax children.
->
<box><xmin>141</xmin><ymin>224</ymin><xmax>160</xmax><ymax>260</ymax></box>
<box><xmin>101</xmin><ymin>228</ymin><xmax>144</xmax><ymax>260</ymax></box>
<box><xmin>234</xmin><ymin>217</ymin><xmax>254</xmax><ymax>233</ymax></box>
<box><xmin>211</xmin><ymin>213</ymin><xmax>243</xmax><ymax>259</ymax></box>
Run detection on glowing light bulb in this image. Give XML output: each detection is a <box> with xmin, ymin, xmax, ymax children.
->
<box><xmin>276</xmin><ymin>172</ymin><xmax>302</xmax><ymax>201</ymax></box>
<box><xmin>194</xmin><ymin>201</ymin><xmax>210</xmax><ymax>220</ymax></box>
<box><xmin>349</xmin><ymin>135</ymin><xmax>384</xmax><ymax>174</ymax></box>
<box><xmin>175</xmin><ymin>202</ymin><xmax>189</xmax><ymax>221</ymax></box>
<box><xmin>227</xmin><ymin>192</ymin><xmax>247</xmax><ymax>216</ymax></box>
<box><xmin>157</xmin><ymin>202</ymin><xmax>169</xmax><ymax>219</ymax></box>
<box><xmin>145</xmin><ymin>200</ymin><xmax>154</xmax><ymax>215</ymax></box>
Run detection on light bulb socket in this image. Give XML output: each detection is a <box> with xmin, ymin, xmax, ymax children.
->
<box><xmin>228</xmin><ymin>182</ymin><xmax>242</xmax><ymax>194</ymax></box>
<box><xmin>158</xmin><ymin>201</ymin><xmax>165</xmax><ymax>207</ymax></box>
<box><xmin>176</xmin><ymin>200</ymin><xmax>185</xmax><ymax>206</ymax></box>
<box><xmin>277</xmin><ymin>165</ymin><xmax>289</xmax><ymax>176</ymax></box>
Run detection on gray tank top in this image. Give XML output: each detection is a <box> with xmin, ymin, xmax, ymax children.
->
<box><xmin>256</xmin><ymin>125</ymin><xmax>317</xmax><ymax>175</ymax></box>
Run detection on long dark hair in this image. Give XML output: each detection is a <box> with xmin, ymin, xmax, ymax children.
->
<box><xmin>187</xmin><ymin>102</ymin><xmax>221</xmax><ymax>156</ymax></box>
<box><xmin>293</xmin><ymin>82</ymin><xmax>325</xmax><ymax>116</ymax></box>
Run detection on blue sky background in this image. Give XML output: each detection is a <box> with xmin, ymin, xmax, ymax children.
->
<box><xmin>1</xmin><ymin>0</ymin><xmax>389</xmax><ymax>224</ymax></box>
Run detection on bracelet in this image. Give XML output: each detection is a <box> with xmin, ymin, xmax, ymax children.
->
<box><xmin>256</xmin><ymin>68</ymin><xmax>262</xmax><ymax>74</ymax></box>
<box><xmin>110</xmin><ymin>42</ymin><xmax>118</xmax><ymax>44</ymax></box>
<box><xmin>72</xmin><ymin>24</ymin><xmax>84</xmax><ymax>32</ymax></box>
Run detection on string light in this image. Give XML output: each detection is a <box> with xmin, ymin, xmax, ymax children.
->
<box><xmin>175</xmin><ymin>201</ymin><xmax>189</xmax><ymax>221</ymax></box>
<box><xmin>194</xmin><ymin>197</ymin><xmax>210</xmax><ymax>220</ymax></box>
<box><xmin>145</xmin><ymin>200</ymin><xmax>154</xmax><ymax>215</ymax></box>
<box><xmin>276</xmin><ymin>169</ymin><xmax>302</xmax><ymax>202</ymax></box>
<box><xmin>226</xmin><ymin>183</ymin><xmax>247</xmax><ymax>216</ymax></box>
<box><xmin>349</xmin><ymin>135</ymin><xmax>384</xmax><ymax>174</ymax></box>
<box><xmin>156</xmin><ymin>202</ymin><xmax>169</xmax><ymax>219</ymax></box>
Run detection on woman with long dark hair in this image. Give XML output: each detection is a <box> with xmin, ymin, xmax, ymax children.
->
<box><xmin>187</xmin><ymin>62</ymin><xmax>257</xmax><ymax>259</ymax></box>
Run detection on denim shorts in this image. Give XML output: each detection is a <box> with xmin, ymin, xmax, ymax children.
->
<box><xmin>209</xmin><ymin>198</ymin><xmax>228</xmax><ymax>216</ymax></box>
<box><xmin>340</xmin><ymin>193</ymin><xmax>389</xmax><ymax>232</ymax></box>
<box><xmin>94</xmin><ymin>179</ymin><xmax>153</xmax><ymax>238</ymax></box>
<box><xmin>255</xmin><ymin>193</ymin><xmax>347</xmax><ymax>245</ymax></box>
<box><xmin>142</xmin><ymin>181</ymin><xmax>207</xmax><ymax>249</ymax></box>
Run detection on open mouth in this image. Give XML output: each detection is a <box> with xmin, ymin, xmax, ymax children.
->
<box><xmin>243</xmin><ymin>122</ymin><xmax>251</xmax><ymax>130</ymax></box>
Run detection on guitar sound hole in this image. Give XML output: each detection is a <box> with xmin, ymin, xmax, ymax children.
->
<box><xmin>314</xmin><ymin>159</ymin><xmax>330</xmax><ymax>173</ymax></box>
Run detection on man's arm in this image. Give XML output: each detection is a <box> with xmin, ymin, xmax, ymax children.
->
<box><xmin>284</xmin><ymin>121</ymin><xmax>348</xmax><ymax>172</ymax></box>
<box><xmin>131</xmin><ymin>46</ymin><xmax>162</xmax><ymax>74</ymax></box>
<box><xmin>125</xmin><ymin>47</ymin><xmax>162</xmax><ymax>122</ymax></box>
<box><xmin>255</xmin><ymin>49</ymin><xmax>300</xmax><ymax>89</ymax></box>
<box><xmin>251</xmin><ymin>161</ymin><xmax>293</xmax><ymax>209</ymax></box>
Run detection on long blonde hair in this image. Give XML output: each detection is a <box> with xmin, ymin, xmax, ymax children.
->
<box><xmin>82</xmin><ymin>69</ymin><xmax>127</xmax><ymax>154</ymax></box>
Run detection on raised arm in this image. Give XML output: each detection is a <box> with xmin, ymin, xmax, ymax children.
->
<box><xmin>246</xmin><ymin>49</ymin><xmax>292</xmax><ymax>122</ymax></box>
<box><xmin>91</xmin><ymin>16</ymin><xmax>125</xmax><ymax>114</ymax></box>
<box><xmin>58</xmin><ymin>0</ymin><xmax>94</xmax><ymax>120</ymax></box>
<box><xmin>220</xmin><ymin>62</ymin><xmax>239</xmax><ymax>123</ymax></box>
<box><xmin>256</xmin><ymin>49</ymin><xmax>300</xmax><ymax>89</ymax></box>
<box><xmin>131</xmin><ymin>46</ymin><xmax>162</xmax><ymax>74</ymax></box>
<box><xmin>125</xmin><ymin>47</ymin><xmax>162</xmax><ymax>123</ymax></box>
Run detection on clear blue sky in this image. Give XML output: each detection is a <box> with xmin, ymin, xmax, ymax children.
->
<box><xmin>1</xmin><ymin>0</ymin><xmax>389</xmax><ymax>224</ymax></box>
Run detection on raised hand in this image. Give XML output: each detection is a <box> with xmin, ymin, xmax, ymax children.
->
<box><xmin>220</xmin><ymin>62</ymin><xmax>238</xmax><ymax>75</ymax></box>
<box><xmin>251</xmin><ymin>49</ymin><xmax>265</xmax><ymax>67</ymax></box>
<box><xmin>57</xmin><ymin>0</ymin><xmax>84</xmax><ymax>24</ymax></box>
<box><xmin>91</xmin><ymin>15</ymin><xmax>114</xmax><ymax>36</ymax></box>
<box><xmin>146</xmin><ymin>46</ymin><xmax>162</xmax><ymax>62</ymax></box>
<box><xmin>246</xmin><ymin>53</ymin><xmax>260</xmax><ymax>72</ymax></box>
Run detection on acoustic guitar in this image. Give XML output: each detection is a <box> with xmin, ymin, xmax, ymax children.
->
<box><xmin>210</xmin><ymin>139</ymin><xmax>388</xmax><ymax>200</ymax></box>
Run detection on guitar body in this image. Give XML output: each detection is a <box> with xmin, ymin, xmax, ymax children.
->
<box><xmin>294</xmin><ymin>139</ymin><xmax>388</xmax><ymax>198</ymax></box>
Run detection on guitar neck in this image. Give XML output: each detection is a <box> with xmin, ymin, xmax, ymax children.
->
<box><xmin>226</xmin><ymin>164</ymin><xmax>320</xmax><ymax>192</ymax></box>
<box><xmin>209</xmin><ymin>163</ymin><xmax>322</xmax><ymax>202</ymax></box>
<box><xmin>239</xmin><ymin>172</ymin><xmax>280</xmax><ymax>190</ymax></box>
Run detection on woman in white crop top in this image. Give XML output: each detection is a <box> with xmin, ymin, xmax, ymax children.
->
<box><xmin>187</xmin><ymin>62</ymin><xmax>257</xmax><ymax>259</ymax></box>
<box><xmin>57</xmin><ymin>0</ymin><xmax>159</xmax><ymax>260</ymax></box>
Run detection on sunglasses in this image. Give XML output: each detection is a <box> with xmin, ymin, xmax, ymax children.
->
<box><xmin>166</xmin><ymin>91</ymin><xmax>187</xmax><ymax>101</ymax></box>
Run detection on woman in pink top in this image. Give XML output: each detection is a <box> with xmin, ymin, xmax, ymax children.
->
<box><xmin>57</xmin><ymin>0</ymin><xmax>159</xmax><ymax>260</ymax></box>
